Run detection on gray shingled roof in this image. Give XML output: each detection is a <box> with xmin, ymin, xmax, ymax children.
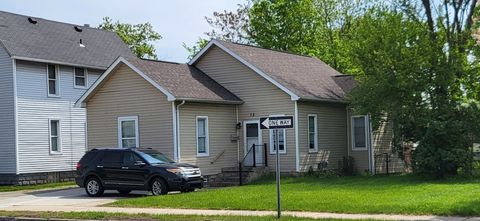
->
<box><xmin>125</xmin><ymin>57</ymin><xmax>242</xmax><ymax>103</ymax></box>
<box><xmin>214</xmin><ymin>40</ymin><xmax>355</xmax><ymax>102</ymax></box>
<box><xmin>0</xmin><ymin>11</ymin><xmax>134</xmax><ymax>69</ymax></box>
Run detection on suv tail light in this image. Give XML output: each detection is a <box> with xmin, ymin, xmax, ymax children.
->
<box><xmin>76</xmin><ymin>162</ymin><xmax>81</xmax><ymax>170</ymax></box>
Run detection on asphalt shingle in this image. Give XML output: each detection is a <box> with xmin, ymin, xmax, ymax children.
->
<box><xmin>216</xmin><ymin>40</ymin><xmax>355</xmax><ymax>102</ymax></box>
<box><xmin>0</xmin><ymin>11</ymin><xmax>134</xmax><ymax>69</ymax></box>
<box><xmin>126</xmin><ymin>57</ymin><xmax>242</xmax><ymax>103</ymax></box>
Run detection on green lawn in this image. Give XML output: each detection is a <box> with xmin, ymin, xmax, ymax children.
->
<box><xmin>0</xmin><ymin>182</ymin><xmax>75</xmax><ymax>192</ymax></box>
<box><xmin>110</xmin><ymin>175</ymin><xmax>480</xmax><ymax>216</ymax></box>
<box><xmin>0</xmin><ymin>211</ymin><xmax>374</xmax><ymax>221</ymax></box>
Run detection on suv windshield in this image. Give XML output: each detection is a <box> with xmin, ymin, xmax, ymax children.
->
<box><xmin>136</xmin><ymin>151</ymin><xmax>175</xmax><ymax>164</ymax></box>
<box><xmin>147</xmin><ymin>153</ymin><xmax>175</xmax><ymax>163</ymax></box>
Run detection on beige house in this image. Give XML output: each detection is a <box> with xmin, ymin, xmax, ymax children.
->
<box><xmin>76</xmin><ymin>39</ymin><xmax>377</xmax><ymax>176</ymax></box>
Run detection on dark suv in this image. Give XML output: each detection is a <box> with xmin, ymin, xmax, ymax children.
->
<box><xmin>75</xmin><ymin>148</ymin><xmax>203</xmax><ymax>197</ymax></box>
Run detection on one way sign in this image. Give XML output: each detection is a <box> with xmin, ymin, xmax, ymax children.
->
<box><xmin>260</xmin><ymin>116</ymin><xmax>294</xmax><ymax>129</ymax></box>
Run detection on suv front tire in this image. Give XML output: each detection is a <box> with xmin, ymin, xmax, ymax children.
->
<box><xmin>85</xmin><ymin>177</ymin><xmax>104</xmax><ymax>197</ymax></box>
<box><xmin>151</xmin><ymin>177</ymin><xmax>168</xmax><ymax>196</ymax></box>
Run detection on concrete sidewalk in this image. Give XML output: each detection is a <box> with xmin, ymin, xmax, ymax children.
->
<box><xmin>2</xmin><ymin>205</ymin><xmax>479</xmax><ymax>221</ymax></box>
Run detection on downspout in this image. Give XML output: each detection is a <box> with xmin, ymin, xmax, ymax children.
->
<box><xmin>236</xmin><ymin>104</ymin><xmax>240</xmax><ymax>162</ymax></box>
<box><xmin>172</xmin><ymin>102</ymin><xmax>178</xmax><ymax>161</ymax></box>
<box><xmin>368</xmin><ymin>113</ymin><xmax>375</xmax><ymax>174</ymax></box>
<box><xmin>346</xmin><ymin>106</ymin><xmax>350</xmax><ymax>158</ymax></box>
<box><xmin>12</xmin><ymin>59</ymin><xmax>19</xmax><ymax>175</ymax></box>
<box><xmin>176</xmin><ymin>100</ymin><xmax>186</xmax><ymax>162</ymax></box>
<box><xmin>294</xmin><ymin>101</ymin><xmax>299</xmax><ymax>172</ymax></box>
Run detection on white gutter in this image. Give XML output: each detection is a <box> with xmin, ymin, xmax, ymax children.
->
<box><xmin>175</xmin><ymin>100</ymin><xmax>186</xmax><ymax>162</ymax></box>
<box><xmin>11</xmin><ymin>56</ymin><xmax>107</xmax><ymax>70</ymax></box>
<box><xmin>294</xmin><ymin>101</ymin><xmax>300</xmax><ymax>172</ymax></box>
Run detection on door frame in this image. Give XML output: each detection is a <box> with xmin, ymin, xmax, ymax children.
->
<box><xmin>243</xmin><ymin>119</ymin><xmax>262</xmax><ymax>157</ymax></box>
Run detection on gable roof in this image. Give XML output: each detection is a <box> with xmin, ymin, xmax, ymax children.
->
<box><xmin>76</xmin><ymin>57</ymin><xmax>242</xmax><ymax>107</ymax></box>
<box><xmin>189</xmin><ymin>39</ymin><xmax>355</xmax><ymax>103</ymax></box>
<box><xmin>0</xmin><ymin>11</ymin><xmax>134</xmax><ymax>69</ymax></box>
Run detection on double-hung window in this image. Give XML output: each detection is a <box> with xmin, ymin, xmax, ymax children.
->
<box><xmin>352</xmin><ymin>115</ymin><xmax>368</xmax><ymax>150</ymax></box>
<box><xmin>270</xmin><ymin>129</ymin><xmax>286</xmax><ymax>154</ymax></box>
<box><xmin>49</xmin><ymin>119</ymin><xmax>61</xmax><ymax>153</ymax></box>
<box><xmin>47</xmin><ymin>64</ymin><xmax>59</xmax><ymax>97</ymax></box>
<box><xmin>118</xmin><ymin>116</ymin><xmax>139</xmax><ymax>148</ymax></box>
<box><xmin>74</xmin><ymin>67</ymin><xmax>87</xmax><ymax>88</ymax></box>
<box><xmin>308</xmin><ymin>114</ymin><xmax>318</xmax><ymax>152</ymax></box>
<box><xmin>196</xmin><ymin>116</ymin><xmax>209</xmax><ymax>156</ymax></box>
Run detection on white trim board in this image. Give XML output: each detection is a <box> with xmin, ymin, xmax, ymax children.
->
<box><xmin>196</xmin><ymin>116</ymin><xmax>210</xmax><ymax>157</ymax></box>
<box><xmin>75</xmin><ymin>57</ymin><xmax>176</xmax><ymax>108</ymax></box>
<box><xmin>188</xmin><ymin>39</ymin><xmax>301</xmax><ymax>101</ymax></box>
<box><xmin>117</xmin><ymin>116</ymin><xmax>140</xmax><ymax>148</ymax></box>
<box><xmin>11</xmin><ymin>56</ymin><xmax>107</xmax><ymax>70</ymax></box>
<box><xmin>12</xmin><ymin>58</ymin><xmax>19</xmax><ymax>174</ymax></box>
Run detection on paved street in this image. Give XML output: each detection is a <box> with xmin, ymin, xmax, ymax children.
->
<box><xmin>0</xmin><ymin>187</ymin><xmax>479</xmax><ymax>221</ymax></box>
<box><xmin>0</xmin><ymin>187</ymin><xmax>144</xmax><ymax>209</ymax></box>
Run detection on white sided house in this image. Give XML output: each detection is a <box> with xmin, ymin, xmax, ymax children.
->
<box><xmin>0</xmin><ymin>11</ymin><xmax>133</xmax><ymax>184</ymax></box>
<box><xmin>77</xmin><ymin>40</ymin><xmax>399</xmax><ymax>185</ymax></box>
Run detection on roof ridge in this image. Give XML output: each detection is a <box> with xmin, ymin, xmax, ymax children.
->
<box><xmin>216</xmin><ymin>39</ymin><xmax>314</xmax><ymax>59</ymax></box>
<box><xmin>0</xmin><ymin>10</ymin><xmax>114</xmax><ymax>34</ymax></box>
<box><xmin>139</xmin><ymin>58</ymin><xmax>182</xmax><ymax>65</ymax></box>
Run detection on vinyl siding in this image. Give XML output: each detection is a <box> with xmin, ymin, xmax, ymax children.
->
<box><xmin>195</xmin><ymin>46</ymin><xmax>296</xmax><ymax>172</ymax></box>
<box><xmin>86</xmin><ymin>64</ymin><xmax>174</xmax><ymax>158</ymax></box>
<box><xmin>373</xmin><ymin>119</ymin><xmax>404</xmax><ymax>173</ymax></box>
<box><xmin>178</xmin><ymin>102</ymin><xmax>238</xmax><ymax>175</ymax></box>
<box><xmin>298</xmin><ymin>101</ymin><xmax>347</xmax><ymax>172</ymax></box>
<box><xmin>16</xmin><ymin>60</ymin><xmax>101</xmax><ymax>174</ymax></box>
<box><xmin>347</xmin><ymin>109</ymin><xmax>370</xmax><ymax>172</ymax></box>
<box><xmin>0</xmin><ymin>46</ymin><xmax>16</xmax><ymax>174</ymax></box>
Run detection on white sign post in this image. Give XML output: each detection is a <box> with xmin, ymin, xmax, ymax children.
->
<box><xmin>260</xmin><ymin>116</ymin><xmax>294</xmax><ymax>219</ymax></box>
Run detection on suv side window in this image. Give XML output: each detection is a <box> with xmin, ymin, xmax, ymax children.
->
<box><xmin>123</xmin><ymin>152</ymin><xmax>143</xmax><ymax>165</ymax></box>
<box><xmin>79</xmin><ymin>151</ymin><xmax>97</xmax><ymax>164</ymax></box>
<box><xmin>101</xmin><ymin>151</ymin><xmax>123</xmax><ymax>165</ymax></box>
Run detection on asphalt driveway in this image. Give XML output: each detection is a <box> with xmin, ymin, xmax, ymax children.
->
<box><xmin>0</xmin><ymin>187</ymin><xmax>145</xmax><ymax>209</ymax></box>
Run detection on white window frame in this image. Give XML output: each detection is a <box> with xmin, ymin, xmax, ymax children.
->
<box><xmin>196</xmin><ymin>116</ymin><xmax>210</xmax><ymax>157</ymax></box>
<box><xmin>351</xmin><ymin>115</ymin><xmax>368</xmax><ymax>151</ymax></box>
<box><xmin>308</xmin><ymin>114</ymin><xmax>318</xmax><ymax>153</ymax></box>
<box><xmin>117</xmin><ymin>116</ymin><xmax>139</xmax><ymax>148</ymax></box>
<box><xmin>47</xmin><ymin>64</ymin><xmax>60</xmax><ymax>97</ymax></box>
<box><xmin>48</xmin><ymin>119</ymin><xmax>62</xmax><ymax>154</ymax></box>
<box><xmin>269</xmin><ymin>129</ymin><xmax>287</xmax><ymax>154</ymax></box>
<box><xmin>73</xmin><ymin>67</ymin><xmax>88</xmax><ymax>89</ymax></box>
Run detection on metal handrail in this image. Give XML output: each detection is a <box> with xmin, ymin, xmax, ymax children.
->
<box><xmin>210</xmin><ymin>149</ymin><xmax>226</xmax><ymax>164</ymax></box>
<box><xmin>241</xmin><ymin>144</ymin><xmax>257</xmax><ymax>166</ymax></box>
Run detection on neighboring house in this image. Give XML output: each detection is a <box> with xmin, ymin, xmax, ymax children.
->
<box><xmin>76</xmin><ymin>39</ymin><xmax>380</xmax><ymax>176</ymax></box>
<box><xmin>0</xmin><ymin>11</ymin><xmax>133</xmax><ymax>184</ymax></box>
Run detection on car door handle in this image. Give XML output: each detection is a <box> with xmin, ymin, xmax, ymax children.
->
<box><xmin>121</xmin><ymin>167</ymin><xmax>129</xmax><ymax>170</ymax></box>
<box><xmin>97</xmin><ymin>165</ymin><xmax>103</xmax><ymax>168</ymax></box>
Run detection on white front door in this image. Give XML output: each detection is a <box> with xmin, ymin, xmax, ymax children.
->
<box><xmin>244</xmin><ymin>120</ymin><xmax>263</xmax><ymax>166</ymax></box>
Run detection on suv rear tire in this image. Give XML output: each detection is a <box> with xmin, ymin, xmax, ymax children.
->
<box><xmin>85</xmin><ymin>177</ymin><xmax>104</xmax><ymax>197</ymax></box>
<box><xmin>150</xmin><ymin>178</ymin><xmax>168</xmax><ymax>196</ymax></box>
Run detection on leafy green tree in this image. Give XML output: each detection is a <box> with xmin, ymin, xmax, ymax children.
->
<box><xmin>183</xmin><ymin>3</ymin><xmax>251</xmax><ymax>59</ymax></box>
<box><xmin>192</xmin><ymin>0</ymin><xmax>480</xmax><ymax>177</ymax></box>
<box><xmin>248</xmin><ymin>0</ymin><xmax>366</xmax><ymax>72</ymax></box>
<box><xmin>349</xmin><ymin>1</ymin><xmax>480</xmax><ymax>177</ymax></box>
<box><xmin>98</xmin><ymin>17</ymin><xmax>162</xmax><ymax>59</ymax></box>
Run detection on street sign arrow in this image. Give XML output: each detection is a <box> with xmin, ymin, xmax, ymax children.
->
<box><xmin>261</xmin><ymin>117</ymin><xmax>270</xmax><ymax>129</ymax></box>
<box><xmin>260</xmin><ymin>116</ymin><xmax>294</xmax><ymax>129</ymax></box>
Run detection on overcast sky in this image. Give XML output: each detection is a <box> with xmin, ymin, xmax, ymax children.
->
<box><xmin>0</xmin><ymin>0</ymin><xmax>245</xmax><ymax>62</ymax></box>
